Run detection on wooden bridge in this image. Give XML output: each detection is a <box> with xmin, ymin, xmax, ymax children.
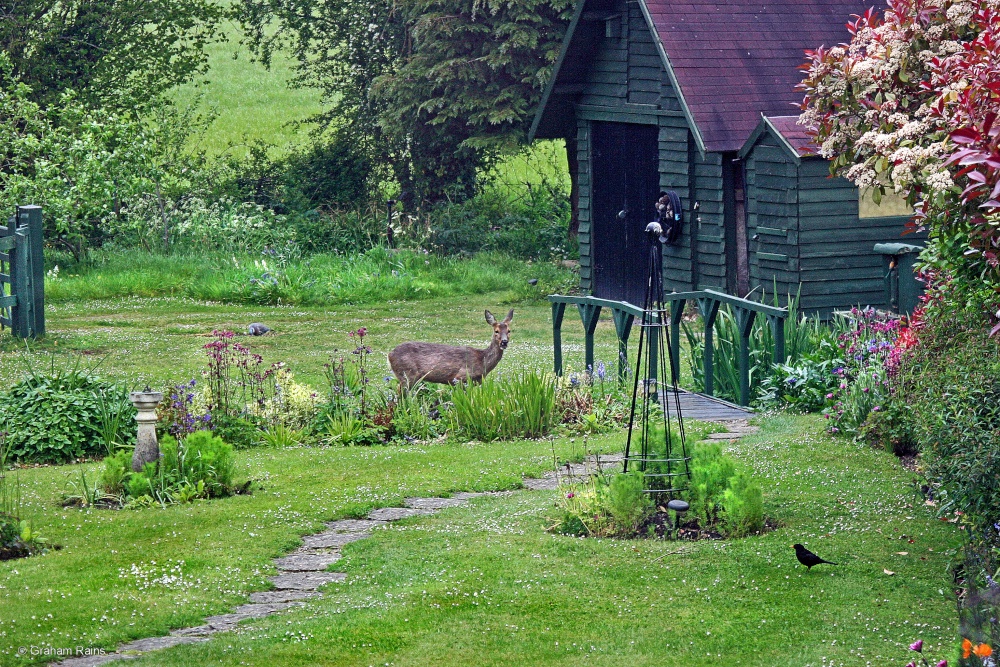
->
<box><xmin>548</xmin><ymin>290</ymin><xmax>788</xmax><ymax>412</ymax></box>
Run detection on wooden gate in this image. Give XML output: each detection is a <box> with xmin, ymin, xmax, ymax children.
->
<box><xmin>0</xmin><ymin>206</ymin><xmax>45</xmax><ymax>339</ymax></box>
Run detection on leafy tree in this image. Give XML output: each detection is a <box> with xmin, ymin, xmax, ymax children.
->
<box><xmin>236</xmin><ymin>0</ymin><xmax>571</xmax><ymax>207</ymax></box>
<box><xmin>0</xmin><ymin>0</ymin><xmax>224</xmax><ymax>111</ymax></box>
<box><xmin>799</xmin><ymin>0</ymin><xmax>1000</xmax><ymax>304</ymax></box>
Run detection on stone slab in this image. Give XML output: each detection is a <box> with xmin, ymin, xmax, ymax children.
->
<box><xmin>523</xmin><ymin>477</ymin><xmax>559</xmax><ymax>491</ymax></box>
<box><xmin>119</xmin><ymin>636</ymin><xmax>208</xmax><ymax>653</ymax></box>
<box><xmin>324</xmin><ymin>519</ymin><xmax>386</xmax><ymax>533</ymax></box>
<box><xmin>367</xmin><ymin>507</ymin><xmax>434</xmax><ymax>521</ymax></box>
<box><xmin>249</xmin><ymin>589</ymin><xmax>321</xmax><ymax>604</ymax></box>
<box><xmin>704</xmin><ymin>432</ymin><xmax>743</xmax><ymax>440</ymax></box>
<box><xmin>202</xmin><ymin>603</ymin><xmax>296</xmax><ymax>631</ymax></box>
<box><xmin>170</xmin><ymin>625</ymin><xmax>214</xmax><ymax>638</ymax></box>
<box><xmin>404</xmin><ymin>497</ymin><xmax>472</xmax><ymax>510</ymax></box>
<box><xmin>301</xmin><ymin>531</ymin><xmax>370</xmax><ymax>549</ymax></box>
<box><xmin>274</xmin><ymin>552</ymin><xmax>342</xmax><ymax>572</ymax></box>
<box><xmin>269</xmin><ymin>571</ymin><xmax>346</xmax><ymax>590</ymax></box>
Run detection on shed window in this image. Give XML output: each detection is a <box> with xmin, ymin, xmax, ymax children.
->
<box><xmin>859</xmin><ymin>187</ymin><xmax>912</xmax><ymax>219</ymax></box>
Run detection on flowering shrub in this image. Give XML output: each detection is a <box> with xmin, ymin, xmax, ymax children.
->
<box><xmin>825</xmin><ymin>308</ymin><xmax>905</xmax><ymax>436</ymax></box>
<box><xmin>555</xmin><ymin>362</ymin><xmax>630</xmax><ymax>433</ymax></box>
<box><xmin>159</xmin><ymin>379</ymin><xmax>212</xmax><ymax>438</ymax></box>
<box><xmin>757</xmin><ymin>358</ymin><xmax>842</xmax><ymax>413</ymax></box>
<box><xmin>799</xmin><ymin>0</ymin><xmax>1000</xmax><ymax>314</ymax></box>
<box><xmin>203</xmin><ymin>330</ymin><xmax>278</xmax><ymax>419</ymax></box>
<box><xmin>254</xmin><ymin>369</ymin><xmax>323</xmax><ymax>431</ymax></box>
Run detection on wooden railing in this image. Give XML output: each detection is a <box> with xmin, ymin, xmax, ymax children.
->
<box><xmin>0</xmin><ymin>206</ymin><xmax>45</xmax><ymax>339</ymax></box>
<box><xmin>548</xmin><ymin>290</ymin><xmax>788</xmax><ymax>406</ymax></box>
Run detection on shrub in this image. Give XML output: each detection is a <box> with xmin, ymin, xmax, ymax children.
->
<box><xmin>687</xmin><ymin>442</ymin><xmax>736</xmax><ymax>528</ymax></box>
<box><xmin>756</xmin><ymin>358</ymin><xmax>841</xmax><ymax>414</ymax></box>
<box><xmin>0</xmin><ymin>365</ymin><xmax>135</xmax><ymax>463</ymax></box>
<box><xmin>449</xmin><ymin>371</ymin><xmax>556</xmax><ymax>441</ymax></box>
<box><xmin>721</xmin><ymin>470</ymin><xmax>765</xmax><ymax>538</ymax></box>
<box><xmin>389</xmin><ymin>388</ymin><xmax>443</xmax><ymax>442</ymax></box>
<box><xmin>104</xmin><ymin>431</ymin><xmax>243</xmax><ymax>505</ymax></box>
<box><xmin>605</xmin><ymin>472</ymin><xmax>653</xmax><ymax>536</ymax></box>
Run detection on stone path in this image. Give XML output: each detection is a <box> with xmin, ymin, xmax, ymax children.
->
<box><xmin>52</xmin><ymin>422</ymin><xmax>752</xmax><ymax>667</ymax></box>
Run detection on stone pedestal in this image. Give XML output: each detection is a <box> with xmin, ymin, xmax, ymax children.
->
<box><xmin>130</xmin><ymin>391</ymin><xmax>164</xmax><ymax>472</ymax></box>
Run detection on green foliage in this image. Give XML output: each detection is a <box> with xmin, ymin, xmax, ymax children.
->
<box><xmin>0</xmin><ymin>362</ymin><xmax>135</xmax><ymax>464</ymax></box>
<box><xmin>899</xmin><ymin>282</ymin><xmax>1000</xmax><ymax>536</ymax></box>
<box><xmin>721</xmin><ymin>470</ymin><xmax>765</xmax><ymax>538</ymax></box>
<box><xmin>687</xmin><ymin>442</ymin><xmax>736</xmax><ymax>528</ymax></box>
<box><xmin>426</xmin><ymin>168</ymin><xmax>573</xmax><ymax>260</ymax></box>
<box><xmin>0</xmin><ymin>0</ymin><xmax>223</xmax><ymax>111</ymax></box>
<box><xmin>209</xmin><ymin>414</ymin><xmax>261</xmax><ymax>451</ymax></box>
<box><xmin>683</xmin><ymin>291</ymin><xmax>845</xmax><ymax>407</ymax></box>
<box><xmin>45</xmin><ymin>249</ymin><xmax>574</xmax><ymax>308</ymax></box>
<box><xmin>757</xmin><ymin>359</ymin><xmax>841</xmax><ymax>414</ymax></box>
<box><xmin>605</xmin><ymin>472</ymin><xmax>653</xmax><ymax>536</ymax></box>
<box><xmin>237</xmin><ymin>0</ymin><xmax>573</xmax><ymax>205</ymax></box>
<box><xmin>112</xmin><ymin>432</ymin><xmax>241</xmax><ymax>505</ymax></box>
<box><xmin>449</xmin><ymin>371</ymin><xmax>556</xmax><ymax>442</ymax></box>
<box><xmin>389</xmin><ymin>388</ymin><xmax>443</xmax><ymax>442</ymax></box>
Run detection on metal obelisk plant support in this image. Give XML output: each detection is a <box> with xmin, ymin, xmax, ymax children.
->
<box><xmin>130</xmin><ymin>388</ymin><xmax>164</xmax><ymax>472</ymax></box>
<box><xmin>622</xmin><ymin>219</ymin><xmax>690</xmax><ymax>498</ymax></box>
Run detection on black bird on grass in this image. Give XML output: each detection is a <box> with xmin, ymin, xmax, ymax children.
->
<box><xmin>793</xmin><ymin>543</ymin><xmax>837</xmax><ymax>570</ymax></box>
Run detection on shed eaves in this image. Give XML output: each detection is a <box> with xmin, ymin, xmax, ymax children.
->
<box><xmin>644</xmin><ymin>0</ymin><xmax>872</xmax><ymax>152</ymax></box>
<box><xmin>767</xmin><ymin>116</ymin><xmax>819</xmax><ymax>157</ymax></box>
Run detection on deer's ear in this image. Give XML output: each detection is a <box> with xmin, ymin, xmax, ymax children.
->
<box><xmin>485</xmin><ymin>310</ymin><xmax>497</xmax><ymax>325</ymax></box>
<box><xmin>504</xmin><ymin>309</ymin><xmax>514</xmax><ymax>323</ymax></box>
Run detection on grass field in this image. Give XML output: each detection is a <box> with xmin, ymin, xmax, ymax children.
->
<box><xmin>171</xmin><ymin>14</ymin><xmax>322</xmax><ymax>157</ymax></box>
<box><xmin>0</xmin><ymin>406</ymin><xmax>962</xmax><ymax>666</ymax></box>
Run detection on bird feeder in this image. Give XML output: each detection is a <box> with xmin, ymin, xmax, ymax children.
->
<box><xmin>130</xmin><ymin>388</ymin><xmax>163</xmax><ymax>472</ymax></box>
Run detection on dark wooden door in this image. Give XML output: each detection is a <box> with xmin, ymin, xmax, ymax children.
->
<box><xmin>591</xmin><ymin>122</ymin><xmax>660</xmax><ymax>306</ymax></box>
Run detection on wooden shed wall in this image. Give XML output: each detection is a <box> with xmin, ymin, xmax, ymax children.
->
<box><xmin>795</xmin><ymin>158</ymin><xmax>917</xmax><ymax>315</ymax></box>
<box><xmin>745</xmin><ymin>134</ymin><xmax>800</xmax><ymax>303</ymax></box>
<box><xmin>574</xmin><ymin>0</ymin><xmax>720</xmax><ymax>295</ymax></box>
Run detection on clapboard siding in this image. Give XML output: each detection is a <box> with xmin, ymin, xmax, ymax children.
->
<box><xmin>745</xmin><ymin>133</ymin><xmax>799</xmax><ymax>303</ymax></box>
<box><xmin>577</xmin><ymin>119</ymin><xmax>593</xmax><ymax>291</ymax></box>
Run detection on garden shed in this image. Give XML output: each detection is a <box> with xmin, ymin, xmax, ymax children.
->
<box><xmin>531</xmin><ymin>0</ymin><xmax>922</xmax><ymax>315</ymax></box>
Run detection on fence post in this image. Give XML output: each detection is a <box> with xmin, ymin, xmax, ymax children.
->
<box><xmin>733</xmin><ymin>307</ymin><xmax>757</xmax><ymax>406</ymax></box>
<box><xmin>768</xmin><ymin>314</ymin><xmax>786</xmax><ymax>364</ymax></box>
<box><xmin>577</xmin><ymin>301</ymin><xmax>601</xmax><ymax>372</ymax></box>
<box><xmin>19</xmin><ymin>206</ymin><xmax>44</xmax><ymax>337</ymax></box>
<box><xmin>697</xmin><ymin>297</ymin><xmax>721</xmax><ymax>397</ymax></box>
<box><xmin>551</xmin><ymin>301</ymin><xmax>566</xmax><ymax>376</ymax></box>
<box><xmin>12</xmin><ymin>230</ymin><xmax>30</xmax><ymax>338</ymax></box>
<box><xmin>669</xmin><ymin>299</ymin><xmax>686</xmax><ymax>384</ymax></box>
<box><xmin>611</xmin><ymin>308</ymin><xmax>634</xmax><ymax>386</ymax></box>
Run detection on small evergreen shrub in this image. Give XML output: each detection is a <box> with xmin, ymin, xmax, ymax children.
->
<box><xmin>721</xmin><ymin>470</ymin><xmax>765</xmax><ymax>538</ymax></box>
<box><xmin>688</xmin><ymin>442</ymin><xmax>736</xmax><ymax>528</ymax></box>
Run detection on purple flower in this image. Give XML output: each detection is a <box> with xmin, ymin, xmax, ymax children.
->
<box><xmin>566</xmin><ymin>492</ymin><xmax>575</xmax><ymax>499</ymax></box>
<box><xmin>595</xmin><ymin>361</ymin><xmax>607</xmax><ymax>382</ymax></box>
<box><xmin>910</xmin><ymin>639</ymin><xmax>923</xmax><ymax>652</ymax></box>
<box><xmin>862</xmin><ymin>387</ymin><xmax>870</xmax><ymax>393</ymax></box>
<box><xmin>936</xmin><ymin>661</ymin><xmax>947</xmax><ymax>667</ymax></box>
<box><xmin>872</xmin><ymin>406</ymin><xmax>881</xmax><ymax>412</ymax></box>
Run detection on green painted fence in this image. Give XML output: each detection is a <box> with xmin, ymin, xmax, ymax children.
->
<box><xmin>0</xmin><ymin>206</ymin><xmax>45</xmax><ymax>339</ymax></box>
<box><xmin>548</xmin><ymin>290</ymin><xmax>787</xmax><ymax>406</ymax></box>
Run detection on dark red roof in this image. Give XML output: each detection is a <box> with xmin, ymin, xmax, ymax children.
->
<box><xmin>766</xmin><ymin>115</ymin><xmax>819</xmax><ymax>156</ymax></box>
<box><xmin>646</xmin><ymin>0</ymin><xmax>872</xmax><ymax>152</ymax></box>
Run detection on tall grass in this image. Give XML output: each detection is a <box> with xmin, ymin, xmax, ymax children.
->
<box><xmin>46</xmin><ymin>248</ymin><xmax>575</xmax><ymax>306</ymax></box>
<box><xmin>448</xmin><ymin>371</ymin><xmax>557</xmax><ymax>442</ymax></box>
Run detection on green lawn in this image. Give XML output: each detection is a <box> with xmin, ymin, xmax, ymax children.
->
<box><xmin>0</xmin><ymin>267</ymin><xmax>962</xmax><ymax>667</ymax></box>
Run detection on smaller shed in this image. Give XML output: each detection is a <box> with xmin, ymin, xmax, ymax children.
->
<box><xmin>740</xmin><ymin>115</ymin><xmax>922</xmax><ymax>314</ymax></box>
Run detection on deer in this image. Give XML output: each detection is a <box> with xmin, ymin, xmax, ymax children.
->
<box><xmin>388</xmin><ymin>309</ymin><xmax>514</xmax><ymax>388</ymax></box>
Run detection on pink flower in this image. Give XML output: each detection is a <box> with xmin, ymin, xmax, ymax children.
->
<box><xmin>826</xmin><ymin>393</ymin><xmax>834</xmax><ymax>399</ymax></box>
<box><xmin>566</xmin><ymin>492</ymin><xmax>575</xmax><ymax>499</ymax></box>
<box><xmin>935</xmin><ymin>661</ymin><xmax>947</xmax><ymax>667</ymax></box>
<box><xmin>910</xmin><ymin>639</ymin><xmax>923</xmax><ymax>652</ymax></box>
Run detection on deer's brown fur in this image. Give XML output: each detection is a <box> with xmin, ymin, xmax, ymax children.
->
<box><xmin>388</xmin><ymin>309</ymin><xmax>513</xmax><ymax>388</ymax></box>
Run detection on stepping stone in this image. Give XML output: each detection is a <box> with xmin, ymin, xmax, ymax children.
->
<box><xmin>367</xmin><ymin>507</ymin><xmax>434</xmax><ymax>521</ymax></box>
<box><xmin>274</xmin><ymin>552</ymin><xmax>342</xmax><ymax>572</ymax></box>
<box><xmin>120</xmin><ymin>636</ymin><xmax>207</xmax><ymax>653</ymax></box>
<box><xmin>202</xmin><ymin>603</ymin><xmax>297</xmax><ymax>631</ymax></box>
<box><xmin>404</xmin><ymin>497</ymin><xmax>473</xmax><ymax>510</ymax></box>
<box><xmin>269</xmin><ymin>571</ymin><xmax>346</xmax><ymax>590</ymax></box>
<box><xmin>325</xmin><ymin>519</ymin><xmax>386</xmax><ymax>533</ymax></box>
<box><xmin>302</xmin><ymin>531</ymin><xmax>370</xmax><ymax>549</ymax></box>
<box><xmin>249</xmin><ymin>589</ymin><xmax>321</xmax><ymax>604</ymax></box>
<box><xmin>170</xmin><ymin>625</ymin><xmax>215</xmax><ymax>638</ymax></box>
<box><xmin>705</xmin><ymin>432</ymin><xmax>743</xmax><ymax>440</ymax></box>
<box><xmin>523</xmin><ymin>477</ymin><xmax>559</xmax><ymax>491</ymax></box>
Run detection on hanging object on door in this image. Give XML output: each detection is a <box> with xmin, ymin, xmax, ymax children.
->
<box><xmin>654</xmin><ymin>191</ymin><xmax>683</xmax><ymax>246</ymax></box>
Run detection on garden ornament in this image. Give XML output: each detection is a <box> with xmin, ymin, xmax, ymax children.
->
<box><xmin>130</xmin><ymin>387</ymin><xmax>164</xmax><ymax>472</ymax></box>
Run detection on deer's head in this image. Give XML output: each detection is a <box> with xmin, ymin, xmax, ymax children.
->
<box><xmin>485</xmin><ymin>309</ymin><xmax>514</xmax><ymax>350</ymax></box>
